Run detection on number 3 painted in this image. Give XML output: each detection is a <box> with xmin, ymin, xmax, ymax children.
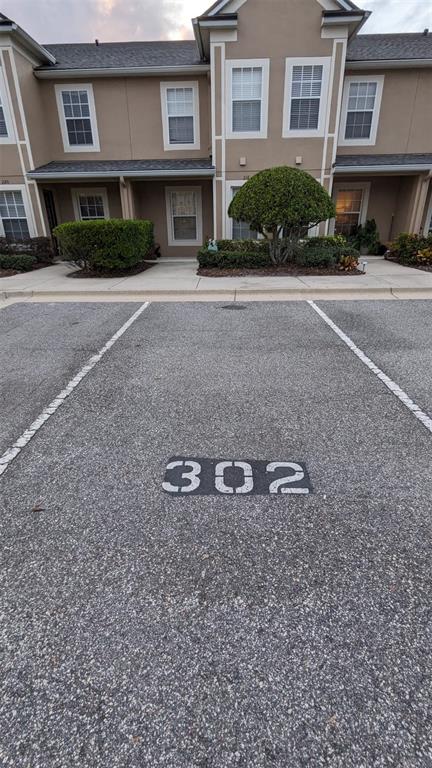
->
<box><xmin>266</xmin><ymin>462</ymin><xmax>308</xmax><ymax>495</ymax></box>
<box><xmin>162</xmin><ymin>460</ymin><xmax>201</xmax><ymax>493</ymax></box>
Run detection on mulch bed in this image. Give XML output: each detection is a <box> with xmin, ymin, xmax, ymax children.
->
<box><xmin>68</xmin><ymin>261</ymin><xmax>155</xmax><ymax>279</ymax></box>
<box><xmin>385</xmin><ymin>256</ymin><xmax>432</xmax><ymax>273</ymax></box>
<box><xmin>0</xmin><ymin>261</ymin><xmax>54</xmax><ymax>278</ymax></box>
<box><xmin>198</xmin><ymin>266</ymin><xmax>363</xmax><ymax>277</ymax></box>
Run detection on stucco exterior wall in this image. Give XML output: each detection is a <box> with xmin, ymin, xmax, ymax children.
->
<box><xmin>338</xmin><ymin>68</ymin><xmax>432</xmax><ymax>156</ymax></box>
<box><xmin>133</xmin><ymin>178</ymin><xmax>213</xmax><ymax>257</ymax></box>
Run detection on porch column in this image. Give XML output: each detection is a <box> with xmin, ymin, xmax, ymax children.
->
<box><xmin>119</xmin><ymin>177</ymin><xmax>136</xmax><ymax>220</ymax></box>
<box><xmin>408</xmin><ymin>173</ymin><xmax>431</xmax><ymax>234</ymax></box>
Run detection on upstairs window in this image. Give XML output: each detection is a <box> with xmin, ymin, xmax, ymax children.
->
<box><xmin>226</xmin><ymin>59</ymin><xmax>270</xmax><ymax>139</ymax></box>
<box><xmin>55</xmin><ymin>84</ymin><xmax>100</xmax><ymax>152</ymax></box>
<box><xmin>339</xmin><ymin>76</ymin><xmax>384</xmax><ymax>146</ymax></box>
<box><xmin>72</xmin><ymin>189</ymin><xmax>109</xmax><ymax>221</ymax></box>
<box><xmin>232</xmin><ymin>67</ymin><xmax>262</xmax><ymax>133</ymax></box>
<box><xmin>161</xmin><ymin>82</ymin><xmax>200</xmax><ymax>151</ymax></box>
<box><xmin>290</xmin><ymin>65</ymin><xmax>323</xmax><ymax>130</ymax></box>
<box><xmin>345</xmin><ymin>82</ymin><xmax>377</xmax><ymax>139</ymax></box>
<box><xmin>0</xmin><ymin>67</ymin><xmax>14</xmax><ymax>144</ymax></box>
<box><xmin>283</xmin><ymin>58</ymin><xmax>330</xmax><ymax>138</ymax></box>
<box><xmin>0</xmin><ymin>189</ymin><xmax>31</xmax><ymax>240</ymax></box>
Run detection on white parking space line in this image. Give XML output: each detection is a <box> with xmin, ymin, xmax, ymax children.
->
<box><xmin>308</xmin><ymin>300</ymin><xmax>432</xmax><ymax>436</ymax></box>
<box><xmin>0</xmin><ymin>302</ymin><xmax>151</xmax><ymax>478</ymax></box>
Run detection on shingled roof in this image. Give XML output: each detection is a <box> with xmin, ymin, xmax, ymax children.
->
<box><xmin>28</xmin><ymin>158</ymin><xmax>216</xmax><ymax>178</ymax></box>
<box><xmin>347</xmin><ymin>33</ymin><xmax>432</xmax><ymax>62</ymax></box>
<box><xmin>37</xmin><ymin>40</ymin><xmax>203</xmax><ymax>71</ymax></box>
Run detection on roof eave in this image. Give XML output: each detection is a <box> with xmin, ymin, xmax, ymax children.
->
<box><xmin>0</xmin><ymin>22</ymin><xmax>56</xmax><ymax>64</ymax></box>
<box><xmin>193</xmin><ymin>13</ymin><xmax>238</xmax><ymax>60</ymax></box>
<box><xmin>334</xmin><ymin>164</ymin><xmax>432</xmax><ymax>173</ymax></box>
<box><xmin>322</xmin><ymin>9</ymin><xmax>371</xmax><ymax>40</ymax></box>
<box><xmin>34</xmin><ymin>63</ymin><xmax>210</xmax><ymax>79</ymax></box>
<box><xmin>27</xmin><ymin>168</ymin><xmax>216</xmax><ymax>180</ymax></box>
<box><xmin>347</xmin><ymin>58</ymin><xmax>432</xmax><ymax>70</ymax></box>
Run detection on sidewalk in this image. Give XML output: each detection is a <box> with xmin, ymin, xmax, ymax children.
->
<box><xmin>2</xmin><ymin>257</ymin><xmax>432</xmax><ymax>303</ymax></box>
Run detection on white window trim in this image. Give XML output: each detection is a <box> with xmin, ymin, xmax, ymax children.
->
<box><xmin>330</xmin><ymin>181</ymin><xmax>371</xmax><ymax>235</ymax></box>
<box><xmin>165</xmin><ymin>186</ymin><xmax>203</xmax><ymax>247</ymax></box>
<box><xmin>160</xmin><ymin>81</ymin><xmax>200</xmax><ymax>152</ymax></box>
<box><xmin>338</xmin><ymin>75</ymin><xmax>384</xmax><ymax>147</ymax></box>
<box><xmin>225</xmin><ymin>180</ymin><xmax>261</xmax><ymax>239</ymax></box>
<box><xmin>55</xmin><ymin>83</ymin><xmax>100</xmax><ymax>153</ymax></box>
<box><xmin>226</xmin><ymin>58</ymin><xmax>270</xmax><ymax>140</ymax></box>
<box><xmin>282</xmin><ymin>57</ymin><xmax>331</xmax><ymax>139</ymax></box>
<box><xmin>0</xmin><ymin>66</ymin><xmax>15</xmax><ymax>144</ymax></box>
<box><xmin>72</xmin><ymin>188</ymin><xmax>110</xmax><ymax>221</ymax></box>
<box><xmin>424</xmin><ymin>190</ymin><xmax>432</xmax><ymax>236</ymax></box>
<box><xmin>0</xmin><ymin>184</ymin><xmax>36</xmax><ymax>237</ymax></box>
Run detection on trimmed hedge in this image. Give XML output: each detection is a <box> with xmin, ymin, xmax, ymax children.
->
<box><xmin>198</xmin><ymin>244</ymin><xmax>270</xmax><ymax>269</ymax></box>
<box><xmin>199</xmin><ymin>235</ymin><xmax>360</xmax><ymax>270</ymax></box>
<box><xmin>0</xmin><ymin>237</ymin><xmax>54</xmax><ymax>263</ymax></box>
<box><xmin>0</xmin><ymin>253</ymin><xmax>36</xmax><ymax>272</ymax></box>
<box><xmin>53</xmin><ymin>219</ymin><xmax>154</xmax><ymax>271</ymax></box>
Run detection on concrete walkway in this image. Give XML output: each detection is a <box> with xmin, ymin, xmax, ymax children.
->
<box><xmin>1</xmin><ymin>257</ymin><xmax>432</xmax><ymax>303</ymax></box>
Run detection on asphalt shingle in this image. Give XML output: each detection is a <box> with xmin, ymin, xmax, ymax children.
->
<box><xmin>347</xmin><ymin>33</ymin><xmax>432</xmax><ymax>62</ymax></box>
<box><xmin>29</xmin><ymin>158</ymin><xmax>215</xmax><ymax>177</ymax></box>
<box><xmin>37</xmin><ymin>40</ymin><xmax>203</xmax><ymax>70</ymax></box>
<box><xmin>335</xmin><ymin>153</ymin><xmax>432</xmax><ymax>168</ymax></box>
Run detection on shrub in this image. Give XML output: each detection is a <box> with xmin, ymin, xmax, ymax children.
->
<box><xmin>198</xmin><ymin>247</ymin><xmax>270</xmax><ymax>269</ymax></box>
<box><xmin>53</xmin><ymin>219</ymin><xmax>154</xmax><ymax>271</ymax></box>
<box><xmin>416</xmin><ymin>247</ymin><xmax>432</xmax><ymax>265</ymax></box>
<box><xmin>0</xmin><ymin>253</ymin><xmax>36</xmax><ymax>272</ymax></box>
<box><xmin>213</xmin><ymin>239</ymin><xmax>269</xmax><ymax>254</ymax></box>
<box><xmin>228</xmin><ymin>167</ymin><xmax>335</xmax><ymax>264</ymax></box>
<box><xmin>348</xmin><ymin>219</ymin><xmax>381</xmax><ymax>254</ymax></box>
<box><xmin>388</xmin><ymin>233</ymin><xmax>432</xmax><ymax>265</ymax></box>
<box><xmin>0</xmin><ymin>236</ymin><xmax>54</xmax><ymax>263</ymax></box>
<box><xmin>293</xmin><ymin>236</ymin><xmax>360</xmax><ymax>269</ymax></box>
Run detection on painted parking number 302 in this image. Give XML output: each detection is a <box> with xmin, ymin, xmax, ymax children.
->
<box><xmin>162</xmin><ymin>458</ymin><xmax>312</xmax><ymax>496</ymax></box>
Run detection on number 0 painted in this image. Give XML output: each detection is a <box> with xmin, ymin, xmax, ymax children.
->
<box><xmin>215</xmin><ymin>461</ymin><xmax>254</xmax><ymax>495</ymax></box>
<box><xmin>266</xmin><ymin>462</ymin><xmax>308</xmax><ymax>495</ymax></box>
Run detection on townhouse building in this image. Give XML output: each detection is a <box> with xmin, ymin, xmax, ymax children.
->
<box><xmin>1</xmin><ymin>0</ymin><xmax>432</xmax><ymax>256</ymax></box>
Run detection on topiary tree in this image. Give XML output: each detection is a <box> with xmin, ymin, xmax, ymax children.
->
<box><xmin>228</xmin><ymin>166</ymin><xmax>336</xmax><ymax>264</ymax></box>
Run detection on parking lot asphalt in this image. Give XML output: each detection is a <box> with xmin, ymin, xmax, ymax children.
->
<box><xmin>1</xmin><ymin>300</ymin><xmax>432</xmax><ymax>767</ymax></box>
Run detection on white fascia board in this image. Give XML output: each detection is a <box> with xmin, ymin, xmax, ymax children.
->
<box><xmin>1</xmin><ymin>23</ymin><xmax>56</xmax><ymax>64</ymax></box>
<box><xmin>34</xmin><ymin>64</ymin><xmax>210</xmax><ymax>79</ymax></box>
<box><xmin>322</xmin><ymin>14</ymin><xmax>364</xmax><ymax>24</ymax></box>
<box><xmin>198</xmin><ymin>20</ymin><xmax>238</xmax><ymax>28</ymax></box>
<box><xmin>347</xmin><ymin>59</ymin><xmax>432</xmax><ymax>70</ymax></box>
<box><xmin>27</xmin><ymin>168</ymin><xmax>216</xmax><ymax>180</ymax></box>
<box><xmin>334</xmin><ymin>164</ymin><xmax>432</xmax><ymax>173</ymax></box>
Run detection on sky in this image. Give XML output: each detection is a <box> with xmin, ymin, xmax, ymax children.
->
<box><xmin>1</xmin><ymin>0</ymin><xmax>432</xmax><ymax>44</ymax></box>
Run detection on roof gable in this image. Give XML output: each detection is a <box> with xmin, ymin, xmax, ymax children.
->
<box><xmin>204</xmin><ymin>0</ymin><xmax>361</xmax><ymax>15</ymax></box>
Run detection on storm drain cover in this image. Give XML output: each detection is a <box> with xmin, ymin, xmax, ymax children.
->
<box><xmin>221</xmin><ymin>305</ymin><xmax>247</xmax><ymax>311</ymax></box>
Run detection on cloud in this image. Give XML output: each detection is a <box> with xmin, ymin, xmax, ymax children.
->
<box><xmin>1</xmin><ymin>0</ymin><xmax>431</xmax><ymax>43</ymax></box>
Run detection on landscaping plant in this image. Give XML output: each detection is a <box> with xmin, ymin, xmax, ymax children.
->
<box><xmin>53</xmin><ymin>219</ymin><xmax>154</xmax><ymax>272</ymax></box>
<box><xmin>228</xmin><ymin>167</ymin><xmax>335</xmax><ymax>265</ymax></box>
<box><xmin>0</xmin><ymin>253</ymin><xmax>36</xmax><ymax>272</ymax></box>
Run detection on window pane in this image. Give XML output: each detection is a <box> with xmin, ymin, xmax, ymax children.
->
<box><xmin>345</xmin><ymin>81</ymin><xmax>377</xmax><ymax>140</ymax></box>
<box><xmin>0</xmin><ymin>104</ymin><xmax>7</xmax><ymax>137</ymax></box>
<box><xmin>62</xmin><ymin>89</ymin><xmax>94</xmax><ymax>146</ymax></box>
<box><xmin>232</xmin><ymin>67</ymin><xmax>262</xmax><ymax>100</ymax></box>
<box><xmin>290</xmin><ymin>98</ymin><xmax>320</xmax><ymax>130</ymax></box>
<box><xmin>231</xmin><ymin>187</ymin><xmax>257</xmax><ymax>239</ymax></box>
<box><xmin>171</xmin><ymin>191</ymin><xmax>196</xmax><ymax>217</ymax></box>
<box><xmin>173</xmin><ymin>216</ymin><xmax>197</xmax><ymax>240</ymax></box>
<box><xmin>78</xmin><ymin>194</ymin><xmax>105</xmax><ymax>220</ymax></box>
<box><xmin>168</xmin><ymin>115</ymin><xmax>194</xmax><ymax>144</ymax></box>
<box><xmin>345</xmin><ymin>111</ymin><xmax>373</xmax><ymax>139</ymax></box>
<box><xmin>335</xmin><ymin>189</ymin><xmax>363</xmax><ymax>235</ymax></box>
<box><xmin>3</xmin><ymin>218</ymin><xmax>30</xmax><ymax>240</ymax></box>
<box><xmin>290</xmin><ymin>65</ymin><xmax>322</xmax><ymax>130</ymax></box>
<box><xmin>232</xmin><ymin>100</ymin><xmax>261</xmax><ymax>132</ymax></box>
<box><xmin>166</xmin><ymin>88</ymin><xmax>194</xmax><ymax>116</ymax></box>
